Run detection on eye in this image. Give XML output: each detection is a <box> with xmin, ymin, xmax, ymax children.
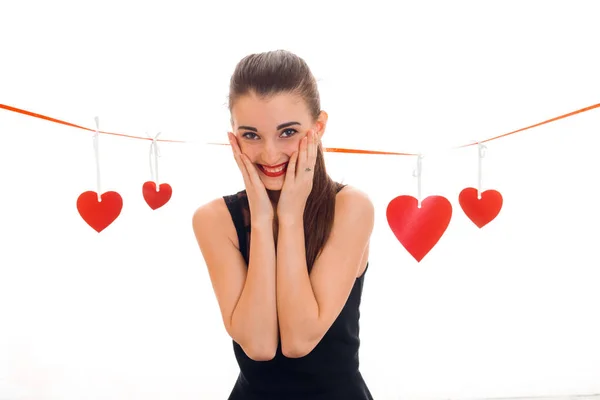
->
<box><xmin>241</xmin><ymin>132</ymin><xmax>259</xmax><ymax>140</ymax></box>
<box><xmin>281</xmin><ymin>128</ymin><xmax>298</xmax><ymax>138</ymax></box>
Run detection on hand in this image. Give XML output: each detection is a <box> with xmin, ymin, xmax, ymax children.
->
<box><xmin>277</xmin><ymin>130</ymin><xmax>318</xmax><ymax>221</ymax></box>
<box><xmin>228</xmin><ymin>132</ymin><xmax>274</xmax><ymax>222</ymax></box>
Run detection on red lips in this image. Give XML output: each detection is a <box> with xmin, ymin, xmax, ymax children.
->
<box><xmin>258</xmin><ymin>162</ymin><xmax>288</xmax><ymax>177</ymax></box>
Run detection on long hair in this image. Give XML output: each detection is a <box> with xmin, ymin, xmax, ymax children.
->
<box><xmin>228</xmin><ymin>49</ymin><xmax>338</xmax><ymax>272</ymax></box>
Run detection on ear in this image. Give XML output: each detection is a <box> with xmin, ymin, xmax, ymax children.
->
<box><xmin>315</xmin><ymin>110</ymin><xmax>328</xmax><ymax>140</ymax></box>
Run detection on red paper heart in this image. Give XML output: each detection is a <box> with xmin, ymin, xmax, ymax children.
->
<box><xmin>458</xmin><ymin>187</ymin><xmax>503</xmax><ymax>228</ymax></box>
<box><xmin>77</xmin><ymin>191</ymin><xmax>123</xmax><ymax>233</ymax></box>
<box><xmin>386</xmin><ymin>195</ymin><xmax>453</xmax><ymax>262</ymax></box>
<box><xmin>142</xmin><ymin>181</ymin><xmax>172</xmax><ymax>210</ymax></box>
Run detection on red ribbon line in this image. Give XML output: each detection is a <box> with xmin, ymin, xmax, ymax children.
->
<box><xmin>0</xmin><ymin>104</ymin><xmax>186</xmax><ymax>143</ymax></box>
<box><xmin>2</xmin><ymin>102</ymin><xmax>599</xmax><ymax>154</ymax></box>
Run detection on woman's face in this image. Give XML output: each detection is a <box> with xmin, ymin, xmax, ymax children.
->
<box><xmin>231</xmin><ymin>91</ymin><xmax>326</xmax><ymax>191</ymax></box>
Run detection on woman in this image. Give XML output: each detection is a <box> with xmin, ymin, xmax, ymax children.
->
<box><xmin>192</xmin><ymin>49</ymin><xmax>375</xmax><ymax>399</ymax></box>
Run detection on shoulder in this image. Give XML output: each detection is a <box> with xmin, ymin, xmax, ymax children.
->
<box><xmin>193</xmin><ymin>190</ymin><xmax>245</xmax><ymax>223</ymax></box>
<box><xmin>335</xmin><ymin>184</ymin><xmax>374</xmax><ymax>211</ymax></box>
<box><xmin>192</xmin><ymin>194</ymin><xmax>239</xmax><ymax>247</ymax></box>
<box><xmin>193</xmin><ymin>197</ymin><xmax>224</xmax><ymax>221</ymax></box>
<box><xmin>334</xmin><ymin>184</ymin><xmax>375</xmax><ymax>228</ymax></box>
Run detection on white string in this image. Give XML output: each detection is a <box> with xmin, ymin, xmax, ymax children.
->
<box><xmin>93</xmin><ymin>116</ymin><xmax>102</xmax><ymax>202</ymax></box>
<box><xmin>476</xmin><ymin>141</ymin><xmax>487</xmax><ymax>199</ymax></box>
<box><xmin>147</xmin><ymin>131</ymin><xmax>163</xmax><ymax>191</ymax></box>
<box><xmin>412</xmin><ymin>154</ymin><xmax>424</xmax><ymax>208</ymax></box>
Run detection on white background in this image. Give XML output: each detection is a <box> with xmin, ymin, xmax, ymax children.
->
<box><xmin>1</xmin><ymin>0</ymin><xmax>600</xmax><ymax>399</ymax></box>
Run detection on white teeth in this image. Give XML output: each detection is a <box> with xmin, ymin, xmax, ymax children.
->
<box><xmin>262</xmin><ymin>164</ymin><xmax>286</xmax><ymax>173</ymax></box>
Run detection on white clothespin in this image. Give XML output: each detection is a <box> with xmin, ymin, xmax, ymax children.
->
<box><xmin>412</xmin><ymin>153</ymin><xmax>424</xmax><ymax>208</ymax></box>
<box><xmin>146</xmin><ymin>131</ymin><xmax>163</xmax><ymax>192</ymax></box>
<box><xmin>473</xmin><ymin>140</ymin><xmax>487</xmax><ymax>199</ymax></box>
<box><xmin>93</xmin><ymin>116</ymin><xmax>102</xmax><ymax>202</ymax></box>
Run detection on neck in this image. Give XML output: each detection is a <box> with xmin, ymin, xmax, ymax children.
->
<box><xmin>267</xmin><ymin>189</ymin><xmax>281</xmax><ymax>207</ymax></box>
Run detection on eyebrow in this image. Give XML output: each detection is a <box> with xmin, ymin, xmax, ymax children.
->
<box><xmin>237</xmin><ymin>121</ymin><xmax>301</xmax><ymax>132</ymax></box>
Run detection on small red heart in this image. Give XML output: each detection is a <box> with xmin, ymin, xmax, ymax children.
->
<box><xmin>386</xmin><ymin>195</ymin><xmax>453</xmax><ymax>262</ymax></box>
<box><xmin>458</xmin><ymin>187</ymin><xmax>503</xmax><ymax>228</ymax></box>
<box><xmin>142</xmin><ymin>181</ymin><xmax>172</xmax><ymax>210</ymax></box>
<box><xmin>77</xmin><ymin>191</ymin><xmax>123</xmax><ymax>233</ymax></box>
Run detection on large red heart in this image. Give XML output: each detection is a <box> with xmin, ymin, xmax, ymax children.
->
<box><xmin>142</xmin><ymin>181</ymin><xmax>172</xmax><ymax>210</ymax></box>
<box><xmin>458</xmin><ymin>187</ymin><xmax>503</xmax><ymax>228</ymax></box>
<box><xmin>77</xmin><ymin>191</ymin><xmax>123</xmax><ymax>233</ymax></box>
<box><xmin>386</xmin><ymin>195</ymin><xmax>453</xmax><ymax>262</ymax></box>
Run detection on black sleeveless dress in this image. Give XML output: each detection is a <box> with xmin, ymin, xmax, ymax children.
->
<box><xmin>222</xmin><ymin>183</ymin><xmax>373</xmax><ymax>400</ymax></box>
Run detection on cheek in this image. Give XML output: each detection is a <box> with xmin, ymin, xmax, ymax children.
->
<box><xmin>284</xmin><ymin>140</ymin><xmax>302</xmax><ymax>155</ymax></box>
<box><xmin>239</xmin><ymin>144</ymin><xmax>257</xmax><ymax>158</ymax></box>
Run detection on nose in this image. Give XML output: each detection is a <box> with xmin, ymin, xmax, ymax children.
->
<box><xmin>260</xmin><ymin>140</ymin><xmax>282</xmax><ymax>165</ymax></box>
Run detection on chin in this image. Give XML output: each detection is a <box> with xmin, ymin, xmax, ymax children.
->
<box><xmin>261</xmin><ymin>177</ymin><xmax>284</xmax><ymax>191</ymax></box>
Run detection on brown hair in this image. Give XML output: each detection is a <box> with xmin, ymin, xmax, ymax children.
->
<box><xmin>228</xmin><ymin>49</ymin><xmax>338</xmax><ymax>273</ymax></box>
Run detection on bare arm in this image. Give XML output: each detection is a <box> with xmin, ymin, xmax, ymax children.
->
<box><xmin>276</xmin><ymin>187</ymin><xmax>374</xmax><ymax>358</ymax></box>
<box><xmin>192</xmin><ymin>198</ymin><xmax>278</xmax><ymax>361</ymax></box>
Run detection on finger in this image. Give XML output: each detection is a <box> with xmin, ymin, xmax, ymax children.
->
<box><xmin>240</xmin><ymin>153</ymin><xmax>264</xmax><ymax>188</ymax></box>
<box><xmin>229</xmin><ymin>132</ymin><xmax>242</xmax><ymax>158</ymax></box>
<box><xmin>229</xmin><ymin>133</ymin><xmax>253</xmax><ymax>187</ymax></box>
<box><xmin>230</xmin><ymin>135</ymin><xmax>263</xmax><ymax>188</ymax></box>
<box><xmin>285</xmin><ymin>151</ymin><xmax>299</xmax><ymax>183</ymax></box>
<box><xmin>231</xmin><ymin>133</ymin><xmax>247</xmax><ymax>159</ymax></box>
<box><xmin>308</xmin><ymin>130</ymin><xmax>318</xmax><ymax>166</ymax></box>
<box><xmin>306</xmin><ymin>130</ymin><xmax>313</xmax><ymax>164</ymax></box>
<box><xmin>228</xmin><ymin>133</ymin><xmax>243</xmax><ymax>166</ymax></box>
<box><xmin>297</xmin><ymin>134</ymin><xmax>308</xmax><ymax>173</ymax></box>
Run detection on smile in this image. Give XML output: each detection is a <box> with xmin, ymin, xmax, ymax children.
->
<box><xmin>258</xmin><ymin>162</ymin><xmax>288</xmax><ymax>177</ymax></box>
